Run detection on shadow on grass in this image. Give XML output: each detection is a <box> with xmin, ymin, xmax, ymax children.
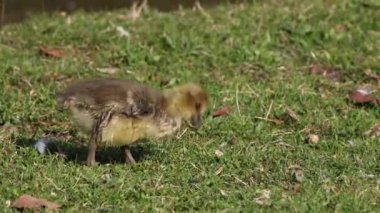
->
<box><xmin>15</xmin><ymin>136</ymin><xmax>155</xmax><ymax>165</ymax></box>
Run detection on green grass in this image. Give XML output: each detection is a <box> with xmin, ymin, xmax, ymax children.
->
<box><xmin>1</xmin><ymin>0</ymin><xmax>380</xmax><ymax>211</ymax></box>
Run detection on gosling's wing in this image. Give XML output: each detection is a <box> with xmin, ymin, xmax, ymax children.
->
<box><xmin>57</xmin><ymin>79</ymin><xmax>161</xmax><ymax>117</ymax></box>
<box><xmin>57</xmin><ymin>79</ymin><xmax>135</xmax><ymax>105</ymax></box>
<box><xmin>119</xmin><ymin>85</ymin><xmax>161</xmax><ymax>118</ymax></box>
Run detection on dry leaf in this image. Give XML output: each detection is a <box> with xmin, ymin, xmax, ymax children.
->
<box><xmin>101</xmin><ymin>174</ymin><xmax>112</xmax><ymax>182</ymax></box>
<box><xmin>334</xmin><ymin>24</ymin><xmax>347</xmax><ymax>33</ymax></box>
<box><xmin>220</xmin><ymin>189</ymin><xmax>228</xmax><ymax>197</ymax></box>
<box><xmin>289</xmin><ymin>165</ymin><xmax>304</xmax><ymax>183</ymax></box>
<box><xmin>254</xmin><ymin>189</ymin><xmax>272</xmax><ymax>206</ymax></box>
<box><xmin>116</xmin><ymin>26</ymin><xmax>130</xmax><ymax>38</ymax></box>
<box><xmin>29</xmin><ymin>89</ymin><xmax>37</xmax><ymax>97</ymax></box>
<box><xmin>58</xmin><ymin>11</ymin><xmax>67</xmax><ymax>17</ymax></box>
<box><xmin>293</xmin><ymin>169</ymin><xmax>304</xmax><ymax>182</ymax></box>
<box><xmin>364</xmin><ymin>69</ymin><xmax>380</xmax><ymax>81</ymax></box>
<box><xmin>96</xmin><ymin>67</ymin><xmax>119</xmax><ymax>74</ymax></box>
<box><xmin>270</xmin><ymin>108</ymin><xmax>299</xmax><ymax>125</ymax></box>
<box><xmin>5</xmin><ymin>200</ymin><xmax>11</xmax><ymax>207</ymax></box>
<box><xmin>271</xmin><ymin>118</ymin><xmax>285</xmax><ymax>125</ymax></box>
<box><xmin>11</xmin><ymin>194</ymin><xmax>60</xmax><ymax>210</ymax></box>
<box><xmin>214</xmin><ymin>149</ymin><xmax>224</xmax><ymax>158</ymax></box>
<box><xmin>307</xmin><ymin>134</ymin><xmax>320</xmax><ymax>144</ymax></box>
<box><xmin>39</xmin><ymin>47</ymin><xmax>65</xmax><ymax>58</ymax></box>
<box><xmin>214</xmin><ymin>166</ymin><xmax>223</xmax><ymax>176</ymax></box>
<box><xmin>212</xmin><ymin>106</ymin><xmax>231</xmax><ymax>117</ymax></box>
<box><xmin>364</xmin><ymin>124</ymin><xmax>380</xmax><ymax>138</ymax></box>
<box><xmin>349</xmin><ymin>89</ymin><xmax>379</xmax><ymax>104</ymax></box>
<box><xmin>309</xmin><ymin>64</ymin><xmax>341</xmax><ymax>81</ymax></box>
<box><xmin>322</xmin><ymin>180</ymin><xmax>337</xmax><ymax>193</ymax></box>
<box><xmin>289</xmin><ymin>183</ymin><xmax>302</xmax><ymax>194</ymax></box>
<box><xmin>229</xmin><ymin>136</ymin><xmax>238</xmax><ymax>145</ymax></box>
<box><xmin>286</xmin><ymin>108</ymin><xmax>299</xmax><ymax>121</ymax></box>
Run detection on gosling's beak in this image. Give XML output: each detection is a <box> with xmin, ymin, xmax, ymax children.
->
<box><xmin>190</xmin><ymin>114</ymin><xmax>201</xmax><ymax>129</ymax></box>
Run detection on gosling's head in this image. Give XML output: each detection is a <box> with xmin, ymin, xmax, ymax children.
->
<box><xmin>164</xmin><ymin>83</ymin><xmax>208</xmax><ymax>129</ymax></box>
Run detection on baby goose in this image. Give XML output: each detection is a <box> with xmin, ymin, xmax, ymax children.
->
<box><xmin>56</xmin><ymin>78</ymin><xmax>208</xmax><ymax>166</ymax></box>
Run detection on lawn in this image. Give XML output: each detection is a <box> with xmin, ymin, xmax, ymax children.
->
<box><xmin>0</xmin><ymin>0</ymin><xmax>379</xmax><ymax>211</ymax></box>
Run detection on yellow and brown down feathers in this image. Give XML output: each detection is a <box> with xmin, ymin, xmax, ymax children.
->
<box><xmin>57</xmin><ymin>78</ymin><xmax>208</xmax><ymax>147</ymax></box>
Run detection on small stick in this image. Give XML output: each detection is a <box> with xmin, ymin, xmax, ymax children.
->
<box><xmin>233</xmin><ymin>176</ymin><xmax>248</xmax><ymax>186</ymax></box>
<box><xmin>245</xmin><ymin>84</ymin><xmax>259</xmax><ymax>98</ymax></box>
<box><xmin>235</xmin><ymin>85</ymin><xmax>241</xmax><ymax>116</ymax></box>
<box><xmin>254</xmin><ymin>116</ymin><xmax>278</xmax><ymax>123</ymax></box>
<box><xmin>176</xmin><ymin>127</ymin><xmax>188</xmax><ymax>139</ymax></box>
<box><xmin>264</xmin><ymin>100</ymin><xmax>273</xmax><ymax>120</ymax></box>
<box><xmin>154</xmin><ymin>174</ymin><xmax>163</xmax><ymax>190</ymax></box>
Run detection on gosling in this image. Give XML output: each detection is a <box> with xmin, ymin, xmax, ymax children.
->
<box><xmin>56</xmin><ymin>78</ymin><xmax>208</xmax><ymax>166</ymax></box>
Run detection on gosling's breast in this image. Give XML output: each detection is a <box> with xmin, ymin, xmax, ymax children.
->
<box><xmin>101</xmin><ymin>115</ymin><xmax>155</xmax><ymax>146</ymax></box>
<box><xmin>101</xmin><ymin>114</ymin><xmax>181</xmax><ymax>146</ymax></box>
<box><xmin>155</xmin><ymin>115</ymin><xmax>181</xmax><ymax>138</ymax></box>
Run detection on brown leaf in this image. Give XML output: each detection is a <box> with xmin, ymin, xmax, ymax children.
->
<box><xmin>349</xmin><ymin>89</ymin><xmax>379</xmax><ymax>104</ymax></box>
<box><xmin>271</xmin><ymin>118</ymin><xmax>285</xmax><ymax>125</ymax></box>
<box><xmin>269</xmin><ymin>108</ymin><xmax>299</xmax><ymax>125</ymax></box>
<box><xmin>229</xmin><ymin>136</ymin><xmax>238</xmax><ymax>145</ymax></box>
<box><xmin>255</xmin><ymin>116</ymin><xmax>285</xmax><ymax>125</ymax></box>
<box><xmin>11</xmin><ymin>194</ymin><xmax>60</xmax><ymax>210</ymax></box>
<box><xmin>39</xmin><ymin>47</ymin><xmax>65</xmax><ymax>58</ymax></box>
<box><xmin>212</xmin><ymin>106</ymin><xmax>231</xmax><ymax>117</ymax></box>
<box><xmin>334</xmin><ymin>24</ymin><xmax>347</xmax><ymax>33</ymax></box>
<box><xmin>309</xmin><ymin>64</ymin><xmax>341</xmax><ymax>81</ymax></box>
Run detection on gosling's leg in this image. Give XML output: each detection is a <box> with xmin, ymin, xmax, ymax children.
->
<box><xmin>122</xmin><ymin>146</ymin><xmax>136</xmax><ymax>165</ymax></box>
<box><xmin>86</xmin><ymin>111</ymin><xmax>113</xmax><ymax>166</ymax></box>
<box><xmin>87</xmin><ymin>125</ymin><xmax>100</xmax><ymax>166</ymax></box>
<box><xmin>86</xmin><ymin>142</ymin><xmax>97</xmax><ymax>166</ymax></box>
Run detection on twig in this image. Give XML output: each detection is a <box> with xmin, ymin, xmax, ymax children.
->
<box><xmin>245</xmin><ymin>84</ymin><xmax>259</xmax><ymax>97</ymax></box>
<box><xmin>234</xmin><ymin>176</ymin><xmax>248</xmax><ymax>186</ymax></box>
<box><xmin>176</xmin><ymin>127</ymin><xmax>188</xmax><ymax>139</ymax></box>
<box><xmin>264</xmin><ymin>100</ymin><xmax>273</xmax><ymax>119</ymax></box>
<box><xmin>154</xmin><ymin>174</ymin><xmax>163</xmax><ymax>190</ymax></box>
<box><xmin>269</xmin><ymin>139</ymin><xmax>294</xmax><ymax>148</ymax></box>
<box><xmin>255</xmin><ymin>116</ymin><xmax>284</xmax><ymax>125</ymax></box>
<box><xmin>235</xmin><ymin>85</ymin><xmax>241</xmax><ymax>116</ymax></box>
<box><xmin>43</xmin><ymin>174</ymin><xmax>63</xmax><ymax>191</ymax></box>
<box><xmin>271</xmin><ymin>131</ymin><xmax>294</xmax><ymax>136</ymax></box>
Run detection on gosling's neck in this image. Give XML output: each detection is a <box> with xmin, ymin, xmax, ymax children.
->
<box><xmin>161</xmin><ymin>89</ymin><xmax>183</xmax><ymax>119</ymax></box>
<box><xmin>148</xmin><ymin>90</ymin><xmax>182</xmax><ymax>138</ymax></box>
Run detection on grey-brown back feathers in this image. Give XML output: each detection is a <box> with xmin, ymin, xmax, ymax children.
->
<box><xmin>57</xmin><ymin>78</ymin><xmax>163</xmax><ymax>118</ymax></box>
